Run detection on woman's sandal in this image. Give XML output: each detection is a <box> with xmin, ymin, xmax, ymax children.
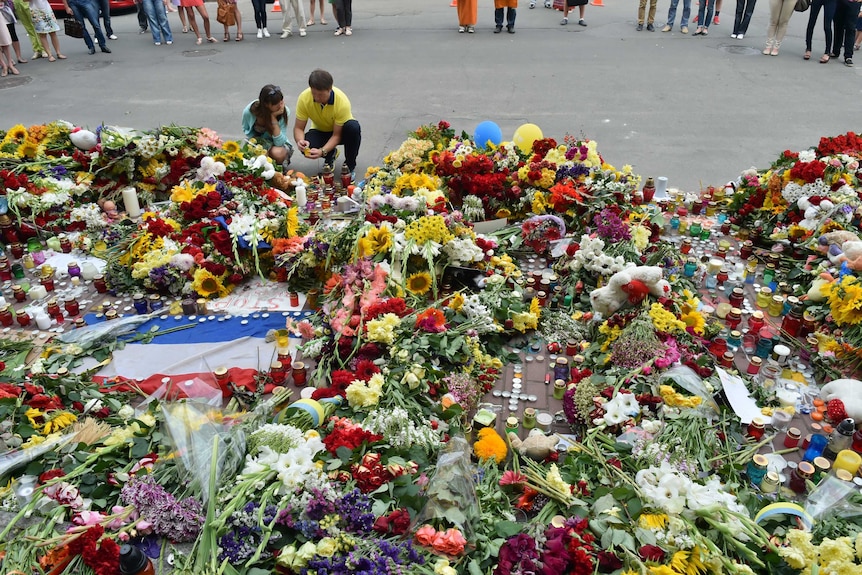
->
<box><xmin>306</xmin><ymin>19</ymin><xmax>314</xmax><ymax>26</ymax></box>
<box><xmin>236</xmin><ymin>32</ymin><xmax>243</xmax><ymax>41</ymax></box>
<box><xmin>820</xmin><ymin>54</ymin><xmax>830</xmax><ymax>63</ymax></box>
<box><xmin>224</xmin><ymin>32</ymin><xmax>230</xmax><ymax>41</ymax></box>
<box><xmin>320</xmin><ymin>18</ymin><xmax>327</xmax><ymax>24</ymax></box>
<box><xmin>333</xmin><ymin>28</ymin><xmax>343</xmax><ymax>35</ymax></box>
<box><xmin>195</xmin><ymin>37</ymin><xmax>202</xmax><ymax>44</ymax></box>
<box><xmin>207</xmin><ymin>36</ymin><xmax>218</xmax><ymax>42</ymax></box>
<box><xmin>182</xmin><ymin>26</ymin><xmax>189</xmax><ymax>33</ymax></box>
<box><xmin>804</xmin><ymin>50</ymin><xmax>811</xmax><ymax>60</ymax></box>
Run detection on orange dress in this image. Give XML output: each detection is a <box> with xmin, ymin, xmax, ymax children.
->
<box><xmin>494</xmin><ymin>0</ymin><xmax>517</xmax><ymax>7</ymax></box>
<box><xmin>457</xmin><ymin>0</ymin><xmax>477</xmax><ymax>25</ymax></box>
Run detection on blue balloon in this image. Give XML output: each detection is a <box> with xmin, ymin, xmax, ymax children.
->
<box><xmin>473</xmin><ymin>121</ymin><xmax>503</xmax><ymax>148</ymax></box>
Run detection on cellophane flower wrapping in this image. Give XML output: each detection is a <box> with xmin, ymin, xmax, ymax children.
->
<box><xmin>410</xmin><ymin>435</ymin><xmax>480</xmax><ymax>555</ymax></box>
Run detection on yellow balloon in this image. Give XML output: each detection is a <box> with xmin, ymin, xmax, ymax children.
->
<box><xmin>512</xmin><ymin>123</ymin><xmax>544</xmax><ymax>154</ymax></box>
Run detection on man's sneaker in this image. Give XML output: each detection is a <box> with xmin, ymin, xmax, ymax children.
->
<box><xmin>257</xmin><ymin>28</ymin><xmax>263</xmax><ymax>38</ymax></box>
<box><xmin>544</xmin><ymin>0</ymin><xmax>551</xmax><ymax>6</ymax></box>
<box><xmin>578</xmin><ymin>19</ymin><xmax>587</xmax><ymax>26</ymax></box>
<box><xmin>713</xmin><ymin>15</ymin><xmax>719</xmax><ymax>24</ymax></box>
<box><xmin>280</xmin><ymin>30</ymin><xmax>292</xmax><ymax>38</ymax></box>
<box><xmin>661</xmin><ymin>24</ymin><xmax>671</xmax><ymax>32</ymax></box>
<box><xmin>846</xmin><ymin>58</ymin><xmax>854</xmax><ymax>67</ymax></box>
<box><xmin>680</xmin><ymin>26</ymin><xmax>688</xmax><ymax>33</ymax></box>
<box><xmin>139</xmin><ymin>27</ymin><xmax>147</xmax><ymax>34</ymax></box>
<box><xmin>529</xmin><ymin>0</ymin><xmax>535</xmax><ymax>7</ymax></box>
<box><xmin>299</xmin><ymin>29</ymin><xmax>306</xmax><ymax>36</ymax></box>
<box><xmin>560</xmin><ymin>17</ymin><xmax>568</xmax><ymax>24</ymax></box>
<box><xmin>737</xmin><ymin>33</ymin><xmax>743</xmax><ymax>39</ymax></box>
<box><xmin>647</xmin><ymin>23</ymin><xmax>655</xmax><ymax>31</ymax></box>
<box><xmin>263</xmin><ymin>28</ymin><xmax>271</xmax><ymax>37</ymax></box>
<box><xmin>109</xmin><ymin>34</ymin><xmax>118</xmax><ymax>40</ymax></box>
<box><xmin>637</xmin><ymin>22</ymin><xmax>644</xmax><ymax>30</ymax></box>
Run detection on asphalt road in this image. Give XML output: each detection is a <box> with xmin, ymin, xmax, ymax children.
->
<box><xmin>2</xmin><ymin>0</ymin><xmax>860</xmax><ymax>190</ymax></box>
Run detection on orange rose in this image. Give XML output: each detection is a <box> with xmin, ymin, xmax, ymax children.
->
<box><xmin>432</xmin><ymin>528</ymin><xmax>467</xmax><ymax>556</ymax></box>
<box><xmin>415</xmin><ymin>524</ymin><xmax>437</xmax><ymax>547</ymax></box>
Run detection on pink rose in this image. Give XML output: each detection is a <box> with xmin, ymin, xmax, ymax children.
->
<box><xmin>432</xmin><ymin>528</ymin><xmax>467</xmax><ymax>556</ymax></box>
<box><xmin>415</xmin><ymin>524</ymin><xmax>437</xmax><ymax>547</ymax></box>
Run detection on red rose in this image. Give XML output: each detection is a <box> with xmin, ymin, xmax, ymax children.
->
<box><xmin>639</xmin><ymin>544</ymin><xmax>665</xmax><ymax>562</ymax></box>
<box><xmin>388</xmin><ymin>509</ymin><xmax>411</xmax><ymax>535</ymax></box>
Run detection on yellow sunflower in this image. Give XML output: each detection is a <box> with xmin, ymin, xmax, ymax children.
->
<box><xmin>358</xmin><ymin>226</ymin><xmax>393</xmax><ymax>258</ymax></box>
<box><xmin>5</xmin><ymin>124</ymin><xmax>27</xmax><ymax>142</ymax></box>
<box><xmin>448</xmin><ymin>292</ymin><xmax>465</xmax><ymax>312</ymax></box>
<box><xmin>405</xmin><ymin>271</ymin><xmax>432</xmax><ymax>296</ymax></box>
<box><xmin>17</xmin><ymin>139</ymin><xmax>39</xmax><ymax>159</ymax></box>
<box><xmin>638</xmin><ymin>512</ymin><xmax>669</xmax><ymax>529</ymax></box>
<box><xmin>222</xmin><ymin>140</ymin><xmax>241</xmax><ymax>154</ymax></box>
<box><xmin>680</xmin><ymin>309</ymin><xmax>706</xmax><ymax>335</ymax></box>
<box><xmin>286</xmin><ymin>206</ymin><xmax>299</xmax><ymax>238</ymax></box>
<box><xmin>192</xmin><ymin>268</ymin><xmax>229</xmax><ymax>299</ymax></box>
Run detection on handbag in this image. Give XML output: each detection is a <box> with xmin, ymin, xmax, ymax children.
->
<box><xmin>216</xmin><ymin>0</ymin><xmax>235</xmax><ymax>25</ymax></box>
<box><xmin>794</xmin><ymin>0</ymin><xmax>810</xmax><ymax>12</ymax></box>
<box><xmin>64</xmin><ymin>18</ymin><xmax>84</xmax><ymax>39</ymax></box>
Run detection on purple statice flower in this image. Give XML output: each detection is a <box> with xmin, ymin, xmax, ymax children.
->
<box><xmin>302</xmin><ymin>538</ymin><xmax>423</xmax><ymax>575</ymax></box>
<box><xmin>217</xmin><ymin>502</ymin><xmax>279</xmax><ymax>563</ymax></box>
<box><xmin>334</xmin><ymin>488</ymin><xmax>374</xmax><ymax>532</ymax></box>
<box><xmin>556</xmin><ymin>163</ymin><xmax>590</xmax><ymax>181</ymax></box>
<box><xmin>593</xmin><ymin>208</ymin><xmax>631</xmax><ymax>241</ymax></box>
<box><xmin>216</xmin><ymin>180</ymin><xmax>234</xmax><ymax>201</ymax></box>
<box><xmin>444</xmin><ymin>373</ymin><xmax>481</xmax><ymax>415</ymax></box>
<box><xmin>609</xmin><ymin>336</ymin><xmax>662</xmax><ymax>370</ymax></box>
<box><xmin>305</xmin><ymin>488</ymin><xmax>336</xmax><ymax>520</ymax></box>
<box><xmin>120</xmin><ymin>475</ymin><xmax>204</xmax><ymax>542</ymax></box>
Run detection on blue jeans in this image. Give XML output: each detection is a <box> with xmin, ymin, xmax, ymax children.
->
<box><xmin>666</xmin><ymin>0</ymin><xmax>691</xmax><ymax>27</ymax></box>
<box><xmin>97</xmin><ymin>0</ymin><xmax>113</xmax><ymax>35</ymax></box>
<box><xmin>68</xmin><ymin>0</ymin><xmax>107</xmax><ymax>51</ymax></box>
<box><xmin>142</xmin><ymin>0</ymin><xmax>172</xmax><ymax>42</ymax></box>
<box><xmin>697</xmin><ymin>0</ymin><xmax>716</xmax><ymax>27</ymax></box>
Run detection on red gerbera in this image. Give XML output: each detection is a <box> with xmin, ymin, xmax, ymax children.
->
<box><xmin>415</xmin><ymin>308</ymin><xmax>447</xmax><ymax>333</ymax></box>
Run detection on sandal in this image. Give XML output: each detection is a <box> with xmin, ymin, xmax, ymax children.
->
<box><xmin>17</xmin><ymin>58</ymin><xmax>27</xmax><ymax>64</ymax></box>
<box><xmin>224</xmin><ymin>32</ymin><xmax>230</xmax><ymax>41</ymax></box>
<box><xmin>182</xmin><ymin>26</ymin><xmax>189</xmax><ymax>33</ymax></box>
<box><xmin>236</xmin><ymin>32</ymin><xmax>243</xmax><ymax>41</ymax></box>
<box><xmin>47</xmin><ymin>55</ymin><xmax>56</xmax><ymax>62</ymax></box>
<box><xmin>306</xmin><ymin>19</ymin><xmax>314</xmax><ymax>25</ymax></box>
<box><xmin>344</xmin><ymin>27</ymin><xmax>352</xmax><ymax>35</ymax></box>
<box><xmin>334</xmin><ymin>28</ymin><xmax>343</xmax><ymax>35</ymax></box>
<box><xmin>9</xmin><ymin>66</ymin><xmax>18</xmax><ymax>75</ymax></box>
<box><xmin>321</xmin><ymin>18</ymin><xmax>327</xmax><ymax>24</ymax></box>
<box><xmin>0</xmin><ymin>68</ymin><xmax>6</xmax><ymax>77</ymax></box>
<box><xmin>804</xmin><ymin>50</ymin><xmax>811</xmax><ymax>60</ymax></box>
<box><xmin>195</xmin><ymin>37</ymin><xmax>202</xmax><ymax>44</ymax></box>
<box><xmin>207</xmin><ymin>36</ymin><xmax>218</xmax><ymax>42</ymax></box>
<box><xmin>820</xmin><ymin>53</ymin><xmax>830</xmax><ymax>63</ymax></box>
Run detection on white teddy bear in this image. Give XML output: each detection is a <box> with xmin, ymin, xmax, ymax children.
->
<box><xmin>820</xmin><ymin>379</ymin><xmax>862</xmax><ymax>423</ymax></box>
<box><xmin>589</xmin><ymin>265</ymin><xmax>671</xmax><ymax>316</ymax></box>
<box><xmin>69</xmin><ymin>127</ymin><xmax>99</xmax><ymax>151</ymax></box>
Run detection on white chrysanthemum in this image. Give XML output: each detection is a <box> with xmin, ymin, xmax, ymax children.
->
<box><xmin>798</xmin><ymin>149</ymin><xmax>816</xmax><ymax>162</ymax></box>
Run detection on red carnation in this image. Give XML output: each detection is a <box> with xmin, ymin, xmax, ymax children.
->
<box><xmin>639</xmin><ymin>544</ymin><xmax>665</xmax><ymax>562</ymax></box>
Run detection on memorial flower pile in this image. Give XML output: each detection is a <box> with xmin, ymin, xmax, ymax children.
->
<box><xmin>3</xmin><ymin>120</ymin><xmax>862</xmax><ymax>575</ymax></box>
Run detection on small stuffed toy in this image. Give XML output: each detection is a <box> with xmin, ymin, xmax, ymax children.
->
<box><xmin>820</xmin><ymin>378</ymin><xmax>862</xmax><ymax>422</ymax></box>
<box><xmin>818</xmin><ymin>231</ymin><xmax>862</xmax><ymax>270</ymax></box>
<box><xmin>590</xmin><ymin>265</ymin><xmax>671</xmax><ymax>316</ymax></box>
<box><xmin>69</xmin><ymin>127</ymin><xmax>99</xmax><ymax>151</ymax></box>
<box><xmin>507</xmin><ymin>430</ymin><xmax>559</xmax><ymax>461</ymax></box>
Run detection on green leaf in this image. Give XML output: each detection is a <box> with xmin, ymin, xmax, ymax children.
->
<box><xmin>130</xmin><ymin>436</ymin><xmax>150</xmax><ymax>458</ymax></box>
<box><xmin>444</xmin><ymin>507</ymin><xmax>466</xmax><ymax>526</ymax></box>
<box><xmin>626</xmin><ymin>497</ymin><xmax>642</xmax><ymax>517</ymax></box>
<box><xmin>495</xmin><ymin>521</ymin><xmax>522</xmax><ymax>538</ymax></box>
<box><xmin>326</xmin><ymin>459</ymin><xmax>343</xmax><ymax>471</ymax></box>
<box><xmin>336</xmin><ymin>446</ymin><xmax>353</xmax><ymax>464</ymax></box>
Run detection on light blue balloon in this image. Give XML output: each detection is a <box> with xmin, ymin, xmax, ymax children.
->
<box><xmin>473</xmin><ymin>121</ymin><xmax>503</xmax><ymax>149</ymax></box>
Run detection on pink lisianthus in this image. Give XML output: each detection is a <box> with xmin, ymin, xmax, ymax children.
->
<box><xmin>499</xmin><ymin>470</ymin><xmax>527</xmax><ymax>486</ymax></box>
<box><xmin>72</xmin><ymin>510</ymin><xmax>107</xmax><ymax>527</ymax></box>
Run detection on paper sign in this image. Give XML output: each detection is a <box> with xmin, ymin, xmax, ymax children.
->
<box><xmin>716</xmin><ymin>366</ymin><xmax>771</xmax><ymax>425</ymax></box>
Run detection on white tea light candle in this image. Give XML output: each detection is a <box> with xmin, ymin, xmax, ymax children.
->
<box><xmin>121</xmin><ymin>187</ymin><xmax>142</xmax><ymax>218</ymax></box>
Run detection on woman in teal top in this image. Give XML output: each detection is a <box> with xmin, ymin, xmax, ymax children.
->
<box><xmin>242</xmin><ymin>84</ymin><xmax>294</xmax><ymax>167</ymax></box>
